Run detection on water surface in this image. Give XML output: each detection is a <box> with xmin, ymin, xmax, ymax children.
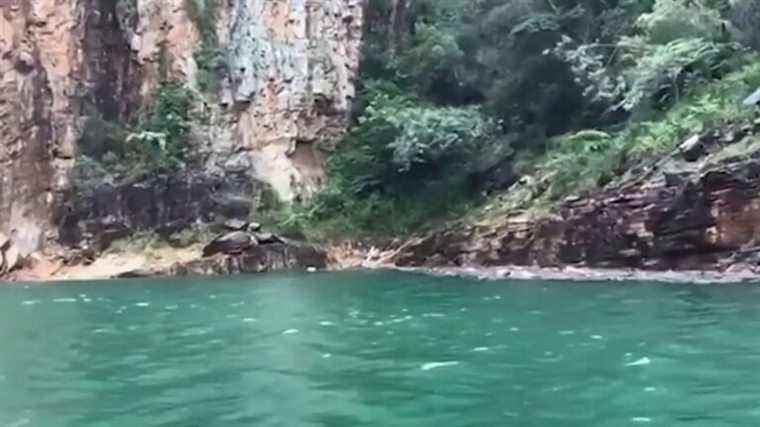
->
<box><xmin>1</xmin><ymin>271</ymin><xmax>759</xmax><ymax>426</ymax></box>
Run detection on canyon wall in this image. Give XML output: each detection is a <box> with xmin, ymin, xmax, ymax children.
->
<box><xmin>0</xmin><ymin>0</ymin><xmax>364</xmax><ymax>256</ymax></box>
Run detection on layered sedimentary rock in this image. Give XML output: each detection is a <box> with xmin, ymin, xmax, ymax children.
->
<box><xmin>169</xmin><ymin>241</ymin><xmax>327</xmax><ymax>276</ymax></box>
<box><xmin>395</xmin><ymin>122</ymin><xmax>760</xmax><ymax>273</ymax></box>
<box><xmin>0</xmin><ymin>0</ymin><xmax>363</xmax><ymax>257</ymax></box>
<box><xmin>56</xmin><ymin>171</ymin><xmax>262</xmax><ymax>252</ymax></box>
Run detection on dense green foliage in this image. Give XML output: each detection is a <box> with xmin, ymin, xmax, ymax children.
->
<box><xmin>76</xmin><ymin>84</ymin><xmax>196</xmax><ymax>189</ymax></box>
<box><xmin>277</xmin><ymin>82</ymin><xmax>503</xmax><ymax>237</ymax></box>
<box><xmin>289</xmin><ymin>0</ymin><xmax>760</xmax><ymax>239</ymax></box>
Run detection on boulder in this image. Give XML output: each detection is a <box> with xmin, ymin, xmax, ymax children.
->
<box><xmin>679</xmin><ymin>134</ymin><xmax>705</xmax><ymax>162</ymax></box>
<box><xmin>223</xmin><ymin>218</ymin><xmax>249</xmax><ymax>231</ymax></box>
<box><xmin>202</xmin><ymin>231</ymin><xmax>254</xmax><ymax>257</ymax></box>
<box><xmin>253</xmin><ymin>232</ymin><xmax>284</xmax><ymax>245</ymax></box>
<box><xmin>247</xmin><ymin>222</ymin><xmax>262</xmax><ymax>232</ymax></box>
<box><xmin>171</xmin><ymin>242</ymin><xmax>328</xmax><ymax>276</ymax></box>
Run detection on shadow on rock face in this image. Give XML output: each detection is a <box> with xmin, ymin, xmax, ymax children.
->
<box><xmin>56</xmin><ymin>171</ymin><xmax>263</xmax><ymax>252</ymax></box>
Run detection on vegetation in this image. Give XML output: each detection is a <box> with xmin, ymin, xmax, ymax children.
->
<box><xmin>185</xmin><ymin>0</ymin><xmax>225</xmax><ymax>94</ymax></box>
<box><xmin>76</xmin><ymin>84</ymin><xmax>197</xmax><ymax>191</ymax></box>
<box><xmin>83</xmin><ymin>0</ymin><xmax>760</xmax><ymax>242</ymax></box>
<box><xmin>286</xmin><ymin>0</ymin><xmax>760</xmax><ymax>239</ymax></box>
<box><xmin>277</xmin><ymin>81</ymin><xmax>508</xmax><ymax>238</ymax></box>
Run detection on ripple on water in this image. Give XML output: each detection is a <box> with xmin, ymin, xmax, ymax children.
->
<box><xmin>421</xmin><ymin>361</ymin><xmax>460</xmax><ymax>371</ymax></box>
<box><xmin>6</xmin><ymin>418</ymin><xmax>30</xmax><ymax>427</ymax></box>
<box><xmin>422</xmin><ymin>313</ymin><xmax>445</xmax><ymax>318</ymax></box>
<box><xmin>5</xmin><ymin>272</ymin><xmax>758</xmax><ymax>426</ymax></box>
<box><xmin>625</xmin><ymin>357</ymin><xmax>651</xmax><ymax>367</ymax></box>
<box><xmin>389</xmin><ymin>315</ymin><xmax>413</xmax><ymax>324</ymax></box>
<box><xmin>180</xmin><ymin>327</ymin><xmax>211</xmax><ymax>337</ymax></box>
<box><xmin>135</xmin><ymin>302</ymin><xmax>150</xmax><ymax>307</ymax></box>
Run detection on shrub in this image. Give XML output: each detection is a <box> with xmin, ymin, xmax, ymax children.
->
<box><xmin>138</xmin><ymin>83</ymin><xmax>194</xmax><ymax>164</ymax></box>
<box><xmin>520</xmin><ymin>60</ymin><xmax>760</xmax><ymax>202</ymax></box>
<box><xmin>332</xmin><ymin>81</ymin><xmax>506</xmax><ymax>194</ymax></box>
<box><xmin>550</xmin><ymin>0</ymin><xmax>734</xmax><ymax>115</ymax></box>
<box><xmin>286</xmin><ymin>81</ymin><xmax>508</xmax><ymax>238</ymax></box>
<box><xmin>615</xmin><ymin>37</ymin><xmax>725</xmax><ymax>111</ymax></box>
<box><xmin>75</xmin><ymin>83</ymin><xmax>197</xmax><ymax>187</ymax></box>
<box><xmin>395</xmin><ymin>23</ymin><xmax>464</xmax><ymax>98</ymax></box>
<box><xmin>637</xmin><ymin>0</ymin><xmax>725</xmax><ymax>45</ymax></box>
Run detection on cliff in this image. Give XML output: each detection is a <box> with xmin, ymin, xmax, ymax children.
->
<box><xmin>392</xmin><ymin>120</ymin><xmax>760</xmax><ymax>276</ymax></box>
<box><xmin>0</xmin><ymin>0</ymin><xmax>363</xmax><ymax>259</ymax></box>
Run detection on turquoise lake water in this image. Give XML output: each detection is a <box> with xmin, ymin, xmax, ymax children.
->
<box><xmin>1</xmin><ymin>271</ymin><xmax>759</xmax><ymax>426</ymax></box>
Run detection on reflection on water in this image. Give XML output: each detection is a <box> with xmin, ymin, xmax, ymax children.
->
<box><xmin>1</xmin><ymin>272</ymin><xmax>760</xmax><ymax>426</ymax></box>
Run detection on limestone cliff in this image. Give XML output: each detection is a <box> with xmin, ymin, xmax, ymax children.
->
<box><xmin>0</xmin><ymin>0</ymin><xmax>363</xmax><ymax>257</ymax></box>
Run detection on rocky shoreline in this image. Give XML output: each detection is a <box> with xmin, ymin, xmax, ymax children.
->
<box><xmin>5</xmin><ymin>240</ymin><xmax>760</xmax><ymax>284</ymax></box>
<box><xmin>2</xmin><ymin>221</ymin><xmax>327</xmax><ymax>283</ymax></box>
<box><xmin>393</xmin><ymin>265</ymin><xmax>760</xmax><ymax>284</ymax></box>
<box><xmin>389</xmin><ymin>121</ymin><xmax>760</xmax><ymax>279</ymax></box>
<box><xmin>9</xmin><ymin>120</ymin><xmax>760</xmax><ymax>284</ymax></box>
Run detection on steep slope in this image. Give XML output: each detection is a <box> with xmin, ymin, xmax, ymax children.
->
<box><xmin>393</xmin><ymin>121</ymin><xmax>760</xmax><ymax>275</ymax></box>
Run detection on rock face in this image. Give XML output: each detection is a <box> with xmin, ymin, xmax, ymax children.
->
<box><xmin>171</xmin><ymin>242</ymin><xmax>327</xmax><ymax>276</ymax></box>
<box><xmin>221</xmin><ymin>0</ymin><xmax>363</xmax><ymax>202</ymax></box>
<box><xmin>56</xmin><ymin>171</ymin><xmax>263</xmax><ymax>252</ymax></box>
<box><xmin>0</xmin><ymin>232</ymin><xmax>22</xmax><ymax>275</ymax></box>
<box><xmin>202</xmin><ymin>231</ymin><xmax>254</xmax><ymax>257</ymax></box>
<box><xmin>0</xmin><ymin>0</ymin><xmax>364</xmax><ymax>257</ymax></box>
<box><xmin>394</xmin><ymin>123</ymin><xmax>760</xmax><ymax>273</ymax></box>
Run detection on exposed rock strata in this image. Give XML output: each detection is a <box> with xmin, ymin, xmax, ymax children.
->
<box><xmin>0</xmin><ymin>0</ymin><xmax>363</xmax><ymax>262</ymax></box>
<box><xmin>56</xmin><ymin>171</ymin><xmax>263</xmax><ymax>252</ymax></box>
<box><xmin>169</xmin><ymin>242</ymin><xmax>327</xmax><ymax>277</ymax></box>
<box><xmin>394</xmin><ymin>123</ymin><xmax>760</xmax><ymax>274</ymax></box>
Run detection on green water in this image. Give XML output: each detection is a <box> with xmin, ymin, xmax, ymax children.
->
<box><xmin>1</xmin><ymin>272</ymin><xmax>759</xmax><ymax>426</ymax></box>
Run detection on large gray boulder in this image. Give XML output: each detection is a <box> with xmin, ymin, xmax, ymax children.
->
<box><xmin>253</xmin><ymin>232</ymin><xmax>284</xmax><ymax>245</ymax></box>
<box><xmin>202</xmin><ymin>231</ymin><xmax>254</xmax><ymax>257</ymax></box>
<box><xmin>223</xmin><ymin>219</ymin><xmax>249</xmax><ymax>231</ymax></box>
<box><xmin>679</xmin><ymin>134</ymin><xmax>705</xmax><ymax>162</ymax></box>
